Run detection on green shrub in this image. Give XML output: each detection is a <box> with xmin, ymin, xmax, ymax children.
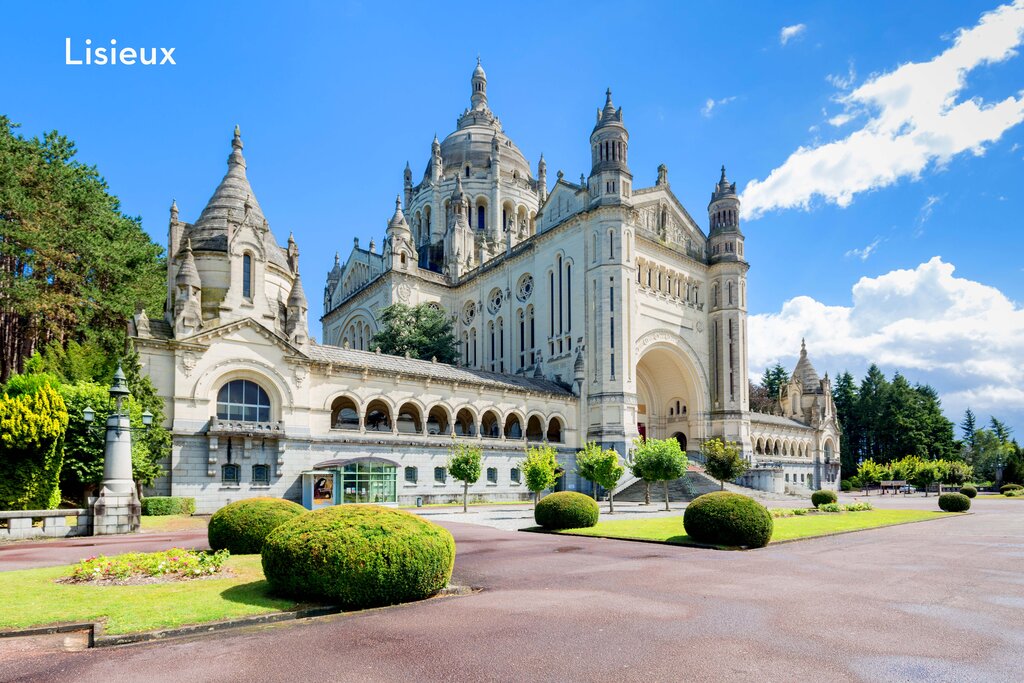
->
<box><xmin>793</xmin><ymin>507</ymin><xmax>807</xmax><ymax>515</ymax></box>
<box><xmin>770</xmin><ymin>508</ymin><xmax>796</xmax><ymax>518</ymax></box>
<box><xmin>208</xmin><ymin>497</ymin><xmax>306</xmax><ymax>554</ymax></box>
<box><xmin>999</xmin><ymin>483</ymin><xmax>1023</xmax><ymax>494</ymax></box>
<box><xmin>1005</xmin><ymin>488</ymin><xmax>1024</xmax><ymax>497</ymax></box>
<box><xmin>843</xmin><ymin>502</ymin><xmax>873</xmax><ymax>511</ymax></box>
<box><xmin>141</xmin><ymin>496</ymin><xmax>196</xmax><ymax>516</ymax></box>
<box><xmin>938</xmin><ymin>492</ymin><xmax>971</xmax><ymax>512</ymax></box>
<box><xmin>683</xmin><ymin>491</ymin><xmax>773</xmax><ymax>548</ymax></box>
<box><xmin>958</xmin><ymin>486</ymin><xmax>977</xmax><ymax>499</ymax></box>
<box><xmin>811</xmin><ymin>489</ymin><xmax>838</xmax><ymax>508</ymax></box>
<box><xmin>0</xmin><ymin>381</ymin><xmax>68</xmax><ymax>510</ymax></box>
<box><xmin>534</xmin><ymin>491</ymin><xmax>600</xmax><ymax>529</ymax></box>
<box><xmin>261</xmin><ymin>505</ymin><xmax>455</xmax><ymax>609</ymax></box>
<box><xmin>817</xmin><ymin>503</ymin><xmax>842</xmax><ymax>512</ymax></box>
<box><xmin>840</xmin><ymin>479</ymin><xmax>853</xmax><ymax>492</ymax></box>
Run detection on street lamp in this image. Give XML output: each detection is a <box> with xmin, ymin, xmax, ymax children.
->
<box><xmin>82</xmin><ymin>365</ymin><xmax>153</xmax><ymax>435</ymax></box>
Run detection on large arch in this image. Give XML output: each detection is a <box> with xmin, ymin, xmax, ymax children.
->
<box><xmin>634</xmin><ymin>339</ymin><xmax>707</xmax><ymax>443</ymax></box>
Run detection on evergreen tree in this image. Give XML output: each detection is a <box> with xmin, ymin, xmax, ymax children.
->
<box><xmin>856</xmin><ymin>364</ymin><xmax>890</xmax><ymax>461</ymax></box>
<box><xmin>990</xmin><ymin>417</ymin><xmax>1012</xmax><ymax>443</ymax></box>
<box><xmin>760</xmin><ymin>363</ymin><xmax>790</xmax><ymax>401</ymax></box>
<box><xmin>0</xmin><ymin>117</ymin><xmax>165</xmax><ymax>381</ymax></box>
<box><xmin>831</xmin><ymin>371</ymin><xmax>859</xmax><ymax>477</ymax></box>
<box><xmin>369</xmin><ymin>303</ymin><xmax>459</xmax><ymax>364</ymax></box>
<box><xmin>960</xmin><ymin>409</ymin><xmax>978</xmax><ymax>449</ymax></box>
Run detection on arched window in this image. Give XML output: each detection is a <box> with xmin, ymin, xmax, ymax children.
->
<box><xmin>504</xmin><ymin>414</ymin><xmax>523</xmax><ymax>439</ymax></box>
<box><xmin>365</xmin><ymin>399</ymin><xmax>391</xmax><ymax>432</ymax></box>
<box><xmin>478</xmin><ymin>205</ymin><xmax>486</xmax><ymax>230</ymax></box>
<box><xmin>242</xmin><ymin>254</ymin><xmax>253</xmax><ymax>300</ymax></box>
<box><xmin>252</xmin><ymin>464</ymin><xmax>270</xmax><ymax>485</ymax></box>
<box><xmin>331</xmin><ymin>397</ymin><xmax>359</xmax><ymax>430</ymax></box>
<box><xmin>217</xmin><ymin>380</ymin><xmax>270</xmax><ymax>422</ymax></box>
<box><xmin>454</xmin><ymin>408</ymin><xmax>476</xmax><ymax>437</ymax></box>
<box><xmin>546</xmin><ymin>417</ymin><xmax>563</xmax><ymax>443</ymax></box>
<box><xmin>396</xmin><ymin>403</ymin><xmax>422</xmax><ymax>434</ymax></box>
<box><xmin>426</xmin><ymin>406</ymin><xmax>450</xmax><ymax>435</ymax></box>
<box><xmin>526</xmin><ymin>416</ymin><xmax>544</xmax><ymax>442</ymax></box>
<box><xmin>481</xmin><ymin>410</ymin><xmax>500</xmax><ymax>438</ymax></box>
<box><xmin>222</xmin><ymin>463</ymin><xmax>240</xmax><ymax>484</ymax></box>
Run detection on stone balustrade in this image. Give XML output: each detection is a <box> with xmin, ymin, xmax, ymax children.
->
<box><xmin>0</xmin><ymin>508</ymin><xmax>92</xmax><ymax>540</ymax></box>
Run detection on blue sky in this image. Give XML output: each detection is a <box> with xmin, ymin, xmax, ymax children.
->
<box><xmin>5</xmin><ymin>1</ymin><xmax>1024</xmax><ymax>436</ymax></box>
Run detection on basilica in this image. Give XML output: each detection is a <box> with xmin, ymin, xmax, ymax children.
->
<box><xmin>132</xmin><ymin>60</ymin><xmax>840</xmax><ymax>513</ymax></box>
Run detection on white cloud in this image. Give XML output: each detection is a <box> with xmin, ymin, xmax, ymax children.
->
<box><xmin>826</xmin><ymin>61</ymin><xmax>857</xmax><ymax>90</ymax></box>
<box><xmin>844</xmin><ymin>237</ymin><xmax>882</xmax><ymax>260</ymax></box>
<box><xmin>743</xmin><ymin>1</ymin><xmax>1024</xmax><ymax>220</ymax></box>
<box><xmin>915</xmin><ymin>195</ymin><xmax>943</xmax><ymax>235</ymax></box>
<box><xmin>780</xmin><ymin>24</ymin><xmax>807</xmax><ymax>46</ymax></box>
<box><xmin>702</xmin><ymin>96</ymin><xmax>737</xmax><ymax>118</ymax></box>
<box><xmin>749</xmin><ymin>257</ymin><xmax>1024</xmax><ymax>426</ymax></box>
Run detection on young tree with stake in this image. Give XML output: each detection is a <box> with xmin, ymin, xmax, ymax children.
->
<box><xmin>447</xmin><ymin>441</ymin><xmax>482</xmax><ymax>513</ymax></box>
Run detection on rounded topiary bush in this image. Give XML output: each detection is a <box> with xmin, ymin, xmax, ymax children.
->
<box><xmin>683</xmin><ymin>491</ymin><xmax>773</xmax><ymax>548</ymax></box>
<box><xmin>534</xmin><ymin>491</ymin><xmax>599</xmax><ymax>530</ymax></box>
<box><xmin>1000</xmin><ymin>483</ymin><xmax>1023</xmax><ymax>494</ymax></box>
<box><xmin>811</xmin><ymin>489</ymin><xmax>838</xmax><ymax>508</ymax></box>
<box><xmin>261</xmin><ymin>505</ymin><xmax>455</xmax><ymax>609</ymax></box>
<box><xmin>959</xmin><ymin>485</ymin><xmax>977</xmax><ymax>498</ymax></box>
<box><xmin>840</xmin><ymin>479</ymin><xmax>853</xmax><ymax>492</ymax></box>
<box><xmin>938</xmin><ymin>492</ymin><xmax>971</xmax><ymax>512</ymax></box>
<box><xmin>208</xmin><ymin>497</ymin><xmax>306</xmax><ymax>554</ymax></box>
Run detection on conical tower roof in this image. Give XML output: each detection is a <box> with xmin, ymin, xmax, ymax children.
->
<box><xmin>791</xmin><ymin>339</ymin><xmax>822</xmax><ymax>393</ymax></box>
<box><xmin>287</xmin><ymin>270</ymin><xmax>307</xmax><ymax>308</ymax></box>
<box><xmin>187</xmin><ymin>126</ymin><xmax>289</xmax><ymax>269</ymax></box>
<box><xmin>175</xmin><ymin>238</ymin><xmax>201</xmax><ymax>288</ymax></box>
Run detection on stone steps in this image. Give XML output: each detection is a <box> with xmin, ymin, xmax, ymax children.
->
<box><xmin>614</xmin><ymin>470</ymin><xmax>725</xmax><ymax>503</ymax></box>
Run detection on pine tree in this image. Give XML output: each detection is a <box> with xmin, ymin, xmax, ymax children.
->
<box><xmin>990</xmin><ymin>417</ymin><xmax>1012</xmax><ymax>443</ymax></box>
<box><xmin>832</xmin><ymin>371</ymin><xmax>859</xmax><ymax>477</ymax></box>
<box><xmin>960</xmin><ymin>409</ymin><xmax>978</xmax><ymax>449</ymax></box>
<box><xmin>856</xmin><ymin>364</ymin><xmax>889</xmax><ymax>461</ymax></box>
<box><xmin>760</xmin><ymin>363</ymin><xmax>790</xmax><ymax>401</ymax></box>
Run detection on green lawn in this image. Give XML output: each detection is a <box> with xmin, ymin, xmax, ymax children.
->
<box><xmin>0</xmin><ymin>555</ymin><xmax>302</xmax><ymax>635</ymax></box>
<box><xmin>557</xmin><ymin>509</ymin><xmax>955</xmax><ymax>547</ymax></box>
<box><xmin>139</xmin><ymin>514</ymin><xmax>209</xmax><ymax>533</ymax></box>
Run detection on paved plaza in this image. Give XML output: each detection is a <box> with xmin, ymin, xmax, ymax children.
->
<box><xmin>1</xmin><ymin>495</ymin><xmax>1021</xmax><ymax>682</ymax></box>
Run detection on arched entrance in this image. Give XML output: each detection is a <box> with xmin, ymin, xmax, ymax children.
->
<box><xmin>635</xmin><ymin>342</ymin><xmax>705</xmax><ymax>445</ymax></box>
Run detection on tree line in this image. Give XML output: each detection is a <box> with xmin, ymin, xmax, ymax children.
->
<box><xmin>0</xmin><ymin>116</ymin><xmax>165</xmax><ymax>382</ymax></box>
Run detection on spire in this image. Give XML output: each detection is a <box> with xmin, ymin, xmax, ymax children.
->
<box><xmin>175</xmin><ymin>238</ymin><xmax>201</xmax><ymax>289</ymax></box>
<box><xmin>287</xmin><ymin>270</ymin><xmax>307</xmax><ymax>307</ymax></box>
<box><xmin>538</xmin><ymin>153</ymin><xmax>546</xmax><ymax>171</ymax></box>
<box><xmin>170</xmin><ymin>199</ymin><xmax>178</xmax><ymax>220</ymax></box>
<box><xmin>388</xmin><ymin>194</ymin><xmax>409</xmax><ymax>232</ymax></box>
<box><xmin>334</xmin><ymin>252</ymin><xmax>340</xmax><ymax>267</ymax></box>
<box><xmin>452</xmin><ymin>173</ymin><xmax>465</xmax><ymax>203</ymax></box>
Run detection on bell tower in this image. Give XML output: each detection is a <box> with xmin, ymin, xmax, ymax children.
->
<box><xmin>588</xmin><ymin>89</ymin><xmax>632</xmax><ymax>207</ymax></box>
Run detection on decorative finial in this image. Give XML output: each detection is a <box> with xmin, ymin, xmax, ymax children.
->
<box><xmin>185</xmin><ymin>237</ymin><xmax>193</xmax><ymax>253</ymax></box>
<box><xmin>395</xmin><ymin>194</ymin><xmax>402</xmax><ymax>211</ymax></box>
<box><xmin>477</xmin><ymin>55</ymin><xmax>481</xmax><ymax>66</ymax></box>
<box><xmin>334</xmin><ymin>252</ymin><xmax>340</xmax><ymax>266</ymax></box>
<box><xmin>801</xmin><ymin>337</ymin><xmax>807</xmax><ymax>354</ymax></box>
<box><xmin>232</xmin><ymin>125</ymin><xmax>243</xmax><ymax>151</ymax></box>
<box><xmin>720</xmin><ymin>165</ymin><xmax>727</xmax><ymax>182</ymax></box>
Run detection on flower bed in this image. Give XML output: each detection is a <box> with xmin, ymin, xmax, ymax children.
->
<box><xmin>64</xmin><ymin>548</ymin><xmax>229</xmax><ymax>584</ymax></box>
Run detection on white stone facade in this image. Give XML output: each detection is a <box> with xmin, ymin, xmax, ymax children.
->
<box><xmin>133</xmin><ymin>61</ymin><xmax>840</xmax><ymax>512</ymax></box>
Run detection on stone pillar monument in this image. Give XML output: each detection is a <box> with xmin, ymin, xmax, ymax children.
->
<box><xmin>90</xmin><ymin>366</ymin><xmax>142</xmax><ymax>535</ymax></box>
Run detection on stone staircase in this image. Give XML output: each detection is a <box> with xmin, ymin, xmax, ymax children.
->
<box><xmin>615</xmin><ymin>469</ymin><xmax>724</xmax><ymax>503</ymax></box>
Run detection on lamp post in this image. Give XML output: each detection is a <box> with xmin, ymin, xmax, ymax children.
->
<box><xmin>81</xmin><ymin>364</ymin><xmax>152</xmax><ymax>535</ymax></box>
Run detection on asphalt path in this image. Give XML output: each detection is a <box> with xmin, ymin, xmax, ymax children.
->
<box><xmin>1</xmin><ymin>498</ymin><xmax>1022</xmax><ymax>682</ymax></box>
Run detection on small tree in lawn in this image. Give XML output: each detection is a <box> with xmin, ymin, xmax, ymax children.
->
<box><xmin>632</xmin><ymin>437</ymin><xmax>688</xmax><ymax>511</ymax></box>
<box><xmin>911</xmin><ymin>459</ymin><xmax>938</xmax><ymax>497</ymax></box>
<box><xmin>629</xmin><ymin>451</ymin><xmax>653</xmax><ymax>505</ymax></box>
<box><xmin>942</xmin><ymin>460</ymin><xmax>973</xmax><ymax>491</ymax></box>
<box><xmin>521</xmin><ymin>445</ymin><xmax>561</xmax><ymax>506</ymax></box>
<box><xmin>447</xmin><ymin>441</ymin><xmax>482</xmax><ymax>513</ymax></box>
<box><xmin>591</xmin><ymin>447</ymin><xmax>625</xmax><ymax>513</ymax></box>
<box><xmin>575</xmin><ymin>441</ymin><xmax>602</xmax><ymax>499</ymax></box>
<box><xmin>701</xmin><ymin>437</ymin><xmax>748</xmax><ymax>490</ymax></box>
<box><xmin>856</xmin><ymin>459</ymin><xmax>885</xmax><ymax>494</ymax></box>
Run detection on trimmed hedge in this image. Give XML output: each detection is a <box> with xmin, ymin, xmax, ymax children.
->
<box><xmin>261</xmin><ymin>505</ymin><xmax>455</xmax><ymax>608</ymax></box>
<box><xmin>1000</xmin><ymin>483</ymin><xmax>1023</xmax><ymax>494</ymax></box>
<box><xmin>683</xmin><ymin>491</ymin><xmax>773</xmax><ymax>548</ymax></box>
<box><xmin>958</xmin><ymin>486</ymin><xmax>977</xmax><ymax>499</ymax></box>
<box><xmin>534</xmin><ymin>491</ymin><xmax>599</xmax><ymax>530</ymax></box>
<box><xmin>141</xmin><ymin>496</ymin><xmax>196</xmax><ymax>516</ymax></box>
<box><xmin>811</xmin><ymin>489</ymin><xmax>838</xmax><ymax>508</ymax></box>
<box><xmin>208</xmin><ymin>497</ymin><xmax>306</xmax><ymax>554</ymax></box>
<box><xmin>938</xmin><ymin>492</ymin><xmax>971</xmax><ymax>512</ymax></box>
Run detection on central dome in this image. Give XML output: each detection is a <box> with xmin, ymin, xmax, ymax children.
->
<box><xmin>425</xmin><ymin>59</ymin><xmax>533</xmax><ymax>182</ymax></box>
